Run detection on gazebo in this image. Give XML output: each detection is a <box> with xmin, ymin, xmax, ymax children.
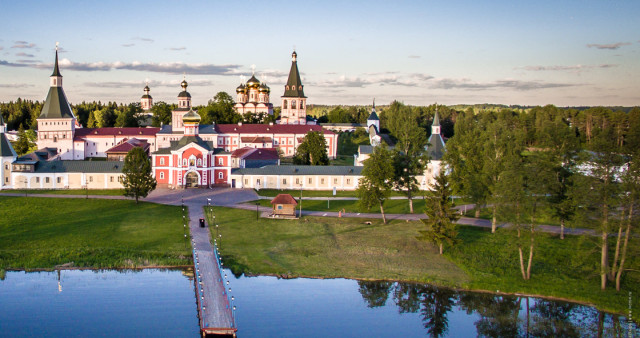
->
<box><xmin>270</xmin><ymin>194</ymin><xmax>298</xmax><ymax>217</ymax></box>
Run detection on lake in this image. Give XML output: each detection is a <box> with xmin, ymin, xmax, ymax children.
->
<box><xmin>0</xmin><ymin>269</ymin><xmax>637</xmax><ymax>337</ymax></box>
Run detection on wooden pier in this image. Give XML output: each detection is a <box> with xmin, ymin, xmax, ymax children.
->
<box><xmin>186</xmin><ymin>199</ymin><xmax>236</xmax><ymax>337</ymax></box>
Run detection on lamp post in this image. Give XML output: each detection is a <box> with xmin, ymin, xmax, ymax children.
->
<box><xmin>299</xmin><ymin>183</ymin><xmax>303</xmax><ymax>218</ymax></box>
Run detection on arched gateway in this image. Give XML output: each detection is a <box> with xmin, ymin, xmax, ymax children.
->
<box><xmin>185</xmin><ymin>171</ymin><xmax>199</xmax><ymax>188</ymax></box>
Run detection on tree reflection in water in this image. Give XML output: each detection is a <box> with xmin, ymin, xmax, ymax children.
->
<box><xmin>357</xmin><ymin>280</ymin><xmax>638</xmax><ymax>337</ymax></box>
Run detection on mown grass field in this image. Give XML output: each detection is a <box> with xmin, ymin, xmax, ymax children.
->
<box><xmin>209</xmin><ymin>206</ymin><xmax>640</xmax><ymax>315</ymax></box>
<box><xmin>5</xmin><ymin>189</ymin><xmax>125</xmax><ymax>196</ymax></box>
<box><xmin>0</xmin><ymin>196</ymin><xmax>191</xmax><ymax>270</ymax></box>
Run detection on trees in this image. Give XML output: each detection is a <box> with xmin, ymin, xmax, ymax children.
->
<box><xmin>417</xmin><ymin>170</ymin><xmax>460</xmax><ymax>255</ymax></box>
<box><xmin>387</xmin><ymin>105</ymin><xmax>428</xmax><ymax>213</ymax></box>
<box><xmin>293</xmin><ymin>131</ymin><xmax>329</xmax><ymax>165</ymax></box>
<box><xmin>200</xmin><ymin>92</ymin><xmax>241</xmax><ymax>125</ymax></box>
<box><xmin>14</xmin><ymin>125</ymin><xmax>37</xmax><ymax>156</ymax></box>
<box><xmin>115</xmin><ymin>103</ymin><xmax>140</xmax><ymax>128</ymax></box>
<box><xmin>151</xmin><ymin>102</ymin><xmax>173</xmax><ymax>127</ymax></box>
<box><xmin>122</xmin><ymin>147</ymin><xmax>157</xmax><ymax>204</ymax></box>
<box><xmin>357</xmin><ymin>145</ymin><xmax>394</xmax><ymax>224</ymax></box>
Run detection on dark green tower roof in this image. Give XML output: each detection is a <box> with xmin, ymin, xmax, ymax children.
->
<box><xmin>432</xmin><ymin>110</ymin><xmax>440</xmax><ymax>126</ymax></box>
<box><xmin>282</xmin><ymin>51</ymin><xmax>306</xmax><ymax>98</ymax></box>
<box><xmin>0</xmin><ymin>132</ymin><xmax>17</xmax><ymax>157</ymax></box>
<box><xmin>39</xmin><ymin>87</ymin><xmax>75</xmax><ymax>119</ymax></box>
<box><xmin>52</xmin><ymin>49</ymin><xmax>61</xmax><ymax>77</ymax></box>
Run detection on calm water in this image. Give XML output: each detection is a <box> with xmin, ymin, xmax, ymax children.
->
<box><xmin>0</xmin><ymin>269</ymin><xmax>637</xmax><ymax>337</ymax></box>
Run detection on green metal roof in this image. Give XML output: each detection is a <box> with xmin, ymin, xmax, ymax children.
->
<box><xmin>432</xmin><ymin>111</ymin><xmax>440</xmax><ymax>126</ymax></box>
<box><xmin>153</xmin><ymin>135</ymin><xmax>215</xmax><ymax>154</ymax></box>
<box><xmin>426</xmin><ymin>133</ymin><xmax>445</xmax><ymax>161</ymax></box>
<box><xmin>39</xmin><ymin>86</ymin><xmax>75</xmax><ymax>119</ymax></box>
<box><xmin>34</xmin><ymin>160</ymin><xmax>124</xmax><ymax>173</ymax></box>
<box><xmin>232</xmin><ymin>165</ymin><xmax>362</xmax><ymax>176</ymax></box>
<box><xmin>0</xmin><ymin>133</ymin><xmax>17</xmax><ymax>157</ymax></box>
<box><xmin>282</xmin><ymin>52</ymin><xmax>305</xmax><ymax>98</ymax></box>
<box><xmin>51</xmin><ymin>50</ymin><xmax>61</xmax><ymax>77</ymax></box>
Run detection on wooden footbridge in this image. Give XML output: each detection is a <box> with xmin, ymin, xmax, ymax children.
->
<box><xmin>185</xmin><ymin>198</ymin><xmax>236</xmax><ymax>337</ymax></box>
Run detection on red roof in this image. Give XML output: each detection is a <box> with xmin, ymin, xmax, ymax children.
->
<box><xmin>270</xmin><ymin>194</ymin><xmax>298</xmax><ymax>205</ymax></box>
<box><xmin>244</xmin><ymin>148</ymin><xmax>279</xmax><ymax>161</ymax></box>
<box><xmin>231</xmin><ymin>147</ymin><xmax>255</xmax><ymax>158</ymax></box>
<box><xmin>240</xmin><ymin>136</ymin><xmax>272</xmax><ymax>143</ymax></box>
<box><xmin>216</xmin><ymin>124</ymin><xmax>334</xmax><ymax>135</ymax></box>
<box><xmin>105</xmin><ymin>138</ymin><xmax>149</xmax><ymax>153</ymax></box>
<box><xmin>74</xmin><ymin>127</ymin><xmax>160</xmax><ymax>140</ymax></box>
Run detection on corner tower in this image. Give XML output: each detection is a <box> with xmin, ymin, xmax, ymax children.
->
<box><xmin>280</xmin><ymin>51</ymin><xmax>307</xmax><ymax>125</ymax></box>
<box><xmin>36</xmin><ymin>44</ymin><xmax>77</xmax><ymax>160</ymax></box>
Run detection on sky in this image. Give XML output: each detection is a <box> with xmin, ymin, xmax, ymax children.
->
<box><xmin>0</xmin><ymin>0</ymin><xmax>639</xmax><ymax>107</ymax></box>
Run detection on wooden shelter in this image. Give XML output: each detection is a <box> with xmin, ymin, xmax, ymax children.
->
<box><xmin>270</xmin><ymin>193</ymin><xmax>298</xmax><ymax>217</ymax></box>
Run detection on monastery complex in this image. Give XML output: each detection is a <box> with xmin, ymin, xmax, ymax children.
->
<box><xmin>0</xmin><ymin>48</ymin><xmax>444</xmax><ymax>191</ymax></box>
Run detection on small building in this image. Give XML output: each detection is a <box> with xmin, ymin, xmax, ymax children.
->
<box><xmin>270</xmin><ymin>193</ymin><xmax>298</xmax><ymax>217</ymax></box>
<box><xmin>105</xmin><ymin>138</ymin><xmax>150</xmax><ymax>161</ymax></box>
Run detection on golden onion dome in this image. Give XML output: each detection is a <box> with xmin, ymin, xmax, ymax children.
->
<box><xmin>181</xmin><ymin>79</ymin><xmax>188</xmax><ymax>90</ymax></box>
<box><xmin>236</xmin><ymin>83</ymin><xmax>246</xmax><ymax>93</ymax></box>
<box><xmin>258</xmin><ymin>83</ymin><xmax>269</xmax><ymax>93</ymax></box>
<box><xmin>182</xmin><ymin>108</ymin><xmax>201</xmax><ymax>123</ymax></box>
<box><xmin>246</xmin><ymin>75</ymin><xmax>260</xmax><ymax>88</ymax></box>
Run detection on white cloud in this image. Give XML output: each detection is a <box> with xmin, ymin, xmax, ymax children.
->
<box><xmin>586</xmin><ymin>42</ymin><xmax>631</xmax><ymax>50</ymax></box>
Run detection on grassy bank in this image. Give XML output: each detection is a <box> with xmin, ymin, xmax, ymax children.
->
<box><xmin>4</xmin><ymin>189</ymin><xmax>125</xmax><ymax>196</ymax></box>
<box><xmin>0</xmin><ymin>196</ymin><xmax>191</xmax><ymax>269</ymax></box>
<box><xmin>252</xmin><ymin>198</ymin><xmax>428</xmax><ymax>214</ymax></box>
<box><xmin>209</xmin><ymin>206</ymin><xmax>639</xmax><ymax>315</ymax></box>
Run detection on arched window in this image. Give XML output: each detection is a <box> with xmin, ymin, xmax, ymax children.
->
<box><xmin>159</xmin><ymin>172</ymin><xmax>164</xmax><ymax>179</ymax></box>
<box><xmin>183</xmin><ymin>159</ymin><xmax>187</xmax><ymax>166</ymax></box>
<box><xmin>218</xmin><ymin>172</ymin><xmax>223</xmax><ymax>179</ymax></box>
<box><xmin>197</xmin><ymin>158</ymin><xmax>202</xmax><ymax>166</ymax></box>
<box><xmin>292</xmin><ymin>100</ymin><xmax>296</xmax><ymax>109</ymax></box>
<box><xmin>299</xmin><ymin>101</ymin><xmax>304</xmax><ymax>109</ymax></box>
<box><xmin>160</xmin><ymin>158</ymin><xmax>165</xmax><ymax>165</ymax></box>
<box><xmin>283</xmin><ymin>100</ymin><xmax>288</xmax><ymax>109</ymax></box>
<box><xmin>218</xmin><ymin>158</ymin><xmax>223</xmax><ymax>165</ymax></box>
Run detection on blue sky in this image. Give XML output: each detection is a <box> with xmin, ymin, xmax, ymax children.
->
<box><xmin>0</xmin><ymin>0</ymin><xmax>638</xmax><ymax>106</ymax></box>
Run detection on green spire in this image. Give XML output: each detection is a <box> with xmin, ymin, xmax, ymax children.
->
<box><xmin>432</xmin><ymin>106</ymin><xmax>440</xmax><ymax>127</ymax></box>
<box><xmin>282</xmin><ymin>51</ymin><xmax>305</xmax><ymax>98</ymax></box>
<box><xmin>52</xmin><ymin>47</ymin><xmax>61</xmax><ymax>77</ymax></box>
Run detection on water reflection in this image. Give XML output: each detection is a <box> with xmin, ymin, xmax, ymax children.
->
<box><xmin>358</xmin><ymin>281</ymin><xmax>638</xmax><ymax>337</ymax></box>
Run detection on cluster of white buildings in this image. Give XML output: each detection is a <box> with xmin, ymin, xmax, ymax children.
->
<box><xmin>0</xmin><ymin>48</ymin><xmax>444</xmax><ymax>191</ymax></box>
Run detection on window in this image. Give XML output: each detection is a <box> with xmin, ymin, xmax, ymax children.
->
<box><xmin>256</xmin><ymin>179</ymin><xmax>261</xmax><ymax>186</ymax></box>
<box><xmin>283</xmin><ymin>179</ymin><xmax>287</xmax><ymax>184</ymax></box>
<box><xmin>160</xmin><ymin>158</ymin><xmax>165</xmax><ymax>165</ymax></box>
<box><xmin>110</xmin><ymin>176</ymin><xmax>114</xmax><ymax>182</ymax></box>
<box><xmin>308</xmin><ymin>178</ymin><xmax>312</xmax><ymax>184</ymax></box>
<box><xmin>295</xmin><ymin>178</ymin><xmax>300</xmax><ymax>184</ymax></box>
<box><xmin>89</xmin><ymin>176</ymin><xmax>93</xmax><ymax>183</ymax></box>
<box><xmin>183</xmin><ymin>159</ymin><xmax>187</xmax><ymax>166</ymax></box>
<box><xmin>283</xmin><ymin>100</ymin><xmax>288</xmax><ymax>109</ymax></box>
<box><xmin>5</xmin><ymin>177</ymin><xmax>7</xmax><ymax>183</ymax></box>
<box><xmin>278</xmin><ymin>205</ymin><xmax>283</xmax><ymax>210</ymax></box>
<box><xmin>197</xmin><ymin>158</ymin><xmax>202</xmax><ymax>166</ymax></box>
<box><xmin>292</xmin><ymin>100</ymin><xmax>296</xmax><ymax>108</ymax></box>
<box><xmin>244</xmin><ymin>179</ymin><xmax>248</xmax><ymax>184</ymax></box>
<box><xmin>300</xmin><ymin>101</ymin><xmax>304</xmax><ymax>109</ymax></box>
<box><xmin>190</xmin><ymin>158</ymin><xmax>195</xmax><ymax>166</ymax></box>
<box><xmin>321</xmin><ymin>178</ymin><xmax>324</xmax><ymax>184</ymax></box>
<box><xmin>4</xmin><ymin>164</ymin><xmax>7</xmax><ymax>170</ymax></box>
<box><xmin>57</xmin><ymin>177</ymin><xmax>61</xmax><ymax>184</ymax></box>
<box><xmin>347</xmin><ymin>179</ymin><xmax>351</xmax><ymax>184</ymax></box>
<box><xmin>36</xmin><ymin>177</ymin><xmax>40</xmax><ymax>183</ymax></box>
<box><xmin>159</xmin><ymin>172</ymin><xmax>164</xmax><ymax>179</ymax></box>
<box><xmin>218</xmin><ymin>158</ymin><xmax>223</xmax><ymax>165</ymax></box>
<box><xmin>218</xmin><ymin>172</ymin><xmax>223</xmax><ymax>179</ymax></box>
<box><xmin>46</xmin><ymin>177</ymin><xmax>50</xmax><ymax>183</ymax></box>
<box><xmin>334</xmin><ymin>178</ymin><xmax>338</xmax><ymax>184</ymax></box>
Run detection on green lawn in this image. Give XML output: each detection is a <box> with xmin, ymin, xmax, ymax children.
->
<box><xmin>209</xmin><ymin>206</ymin><xmax>640</xmax><ymax>315</ymax></box>
<box><xmin>0</xmin><ymin>196</ymin><xmax>191</xmax><ymax>270</ymax></box>
<box><xmin>5</xmin><ymin>189</ymin><xmax>125</xmax><ymax>196</ymax></box>
<box><xmin>252</xmin><ymin>197</ymin><xmax>428</xmax><ymax>214</ymax></box>
<box><xmin>209</xmin><ymin>206</ymin><xmax>468</xmax><ymax>285</ymax></box>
